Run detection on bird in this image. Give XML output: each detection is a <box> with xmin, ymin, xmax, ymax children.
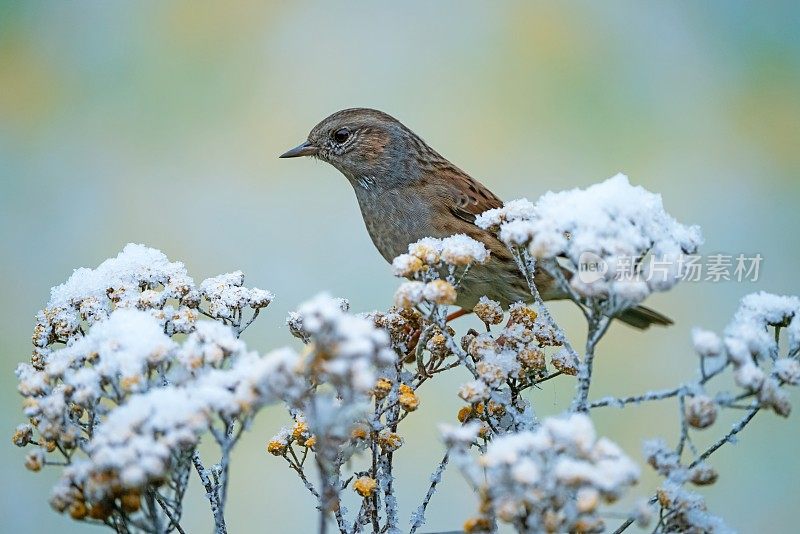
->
<box><xmin>280</xmin><ymin>108</ymin><xmax>670</xmax><ymax>329</ymax></box>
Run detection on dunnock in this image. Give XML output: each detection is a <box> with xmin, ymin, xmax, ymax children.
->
<box><xmin>281</xmin><ymin>108</ymin><xmax>670</xmax><ymax>329</ymax></box>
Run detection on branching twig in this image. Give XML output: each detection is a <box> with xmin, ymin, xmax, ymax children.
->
<box><xmin>409</xmin><ymin>451</ymin><xmax>450</xmax><ymax>534</ymax></box>
<box><xmin>612</xmin><ymin>403</ymin><xmax>762</xmax><ymax>533</ymax></box>
<box><xmin>192</xmin><ymin>451</ymin><xmax>227</xmax><ymax>534</ymax></box>
<box><xmin>571</xmin><ymin>314</ymin><xmax>611</xmax><ymax>412</ymax></box>
<box><xmin>152</xmin><ymin>491</ymin><xmax>187</xmax><ymax>534</ymax></box>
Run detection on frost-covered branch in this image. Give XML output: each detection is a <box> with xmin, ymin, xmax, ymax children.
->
<box><xmin>192</xmin><ymin>451</ymin><xmax>226</xmax><ymax>534</ymax></box>
<box><xmin>409</xmin><ymin>450</ymin><xmax>449</xmax><ymax>534</ymax></box>
<box><xmin>571</xmin><ymin>314</ymin><xmax>611</xmax><ymax>412</ymax></box>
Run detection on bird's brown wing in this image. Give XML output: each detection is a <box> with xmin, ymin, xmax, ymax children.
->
<box><xmin>444</xmin><ymin>170</ymin><xmax>504</xmax><ymax>225</ymax></box>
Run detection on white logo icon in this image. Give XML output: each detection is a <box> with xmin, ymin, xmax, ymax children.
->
<box><xmin>577</xmin><ymin>251</ymin><xmax>607</xmax><ymax>284</ymax></box>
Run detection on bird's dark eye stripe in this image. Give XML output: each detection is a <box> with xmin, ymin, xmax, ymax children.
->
<box><xmin>333</xmin><ymin>128</ymin><xmax>351</xmax><ymax>143</ymax></box>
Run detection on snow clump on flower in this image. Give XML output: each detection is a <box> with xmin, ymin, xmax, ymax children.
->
<box><xmin>476</xmin><ymin>174</ymin><xmax>703</xmax><ymax>304</ymax></box>
<box><xmin>446</xmin><ymin>413</ymin><xmax>639</xmax><ymax>532</ymax></box>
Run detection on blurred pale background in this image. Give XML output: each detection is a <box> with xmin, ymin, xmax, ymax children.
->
<box><xmin>2</xmin><ymin>2</ymin><xmax>798</xmax><ymax>532</ymax></box>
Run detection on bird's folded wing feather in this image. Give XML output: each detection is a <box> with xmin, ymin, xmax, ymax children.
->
<box><xmin>443</xmin><ymin>171</ymin><xmax>504</xmax><ymax>225</ymax></box>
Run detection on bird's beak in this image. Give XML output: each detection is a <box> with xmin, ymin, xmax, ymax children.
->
<box><xmin>279</xmin><ymin>141</ymin><xmax>318</xmax><ymax>159</ymax></box>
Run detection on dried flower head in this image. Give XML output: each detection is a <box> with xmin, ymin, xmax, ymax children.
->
<box><xmin>354</xmin><ymin>476</ymin><xmax>378</xmax><ymax>498</ymax></box>
<box><xmin>689</xmin><ymin>463</ymin><xmax>719</xmax><ymax>486</ymax></box>
<box><xmin>377</xmin><ymin>430</ymin><xmax>404</xmax><ymax>452</ymax></box>
<box><xmin>684</xmin><ymin>395</ymin><xmax>718</xmax><ymax>429</ymax></box>
<box><xmin>391</xmin><ymin>253</ymin><xmax>425</xmax><ymax>277</ymax></box>
<box><xmin>394</xmin><ymin>281</ymin><xmax>425</xmax><ymax>309</ymax></box>
<box><xmin>12</xmin><ymin>423</ymin><xmax>33</xmax><ymax>447</ymax></box>
<box><xmin>408</xmin><ymin>238</ymin><xmax>442</xmax><ymax>265</ymax></box>
<box><xmin>474</xmin><ymin>297</ymin><xmax>504</xmax><ymax>326</ymax></box>
<box><xmin>398</xmin><ymin>384</ymin><xmax>420</xmax><ymax>412</ymax></box>
<box><xmin>551</xmin><ymin>348</ymin><xmax>579</xmax><ymax>376</ymax></box>
<box><xmin>373</xmin><ymin>377</ymin><xmax>393</xmax><ymax>400</ymax></box>
<box><xmin>423</xmin><ymin>280</ymin><xmax>457</xmax><ymax>305</ymax></box>
<box><xmin>440</xmin><ymin>234</ymin><xmax>490</xmax><ymax>266</ymax></box>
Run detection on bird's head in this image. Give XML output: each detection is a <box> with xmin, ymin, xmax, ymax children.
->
<box><xmin>280</xmin><ymin>108</ymin><xmax>426</xmax><ymax>188</ymax></box>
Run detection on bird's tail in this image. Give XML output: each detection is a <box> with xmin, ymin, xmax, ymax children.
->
<box><xmin>617</xmin><ymin>305</ymin><xmax>673</xmax><ymax>329</ymax></box>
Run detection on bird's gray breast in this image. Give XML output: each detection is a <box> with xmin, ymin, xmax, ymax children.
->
<box><xmin>352</xmin><ymin>183</ymin><xmax>438</xmax><ymax>263</ymax></box>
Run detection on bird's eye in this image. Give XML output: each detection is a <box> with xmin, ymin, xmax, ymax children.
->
<box><xmin>333</xmin><ymin>127</ymin><xmax>351</xmax><ymax>143</ymax></box>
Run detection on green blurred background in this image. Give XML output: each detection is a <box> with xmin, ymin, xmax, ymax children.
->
<box><xmin>2</xmin><ymin>2</ymin><xmax>798</xmax><ymax>532</ymax></box>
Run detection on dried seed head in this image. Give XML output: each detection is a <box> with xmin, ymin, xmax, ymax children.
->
<box><xmin>24</xmin><ymin>449</ymin><xmax>44</xmax><ymax>472</ymax></box>
<box><xmin>88</xmin><ymin>501</ymin><xmax>113</xmax><ymax>520</ymax></box>
<box><xmin>393</xmin><ymin>281</ymin><xmax>425</xmax><ymax>309</ymax></box>
<box><xmin>476</xmin><ymin>361</ymin><xmax>507</xmax><ymax>386</ymax></box>
<box><xmin>373</xmin><ymin>377</ymin><xmax>393</xmax><ymax>400</ymax></box>
<box><xmin>391</xmin><ymin>254</ymin><xmax>425</xmax><ymax>277</ymax></box>
<box><xmin>467</xmin><ymin>334</ymin><xmax>497</xmax><ymax>360</ymax></box>
<box><xmin>350</xmin><ymin>425</ymin><xmax>369</xmax><ymax>441</ymax></box>
<box><xmin>423</xmin><ymin>280</ymin><xmax>457</xmax><ymax>305</ymax></box>
<box><xmin>426</xmin><ymin>332</ymin><xmax>450</xmax><ymax>359</ymax></box>
<box><xmin>378</xmin><ymin>430</ymin><xmax>404</xmax><ymax>452</ymax></box>
<box><xmin>291</xmin><ymin>420</ymin><xmax>309</xmax><ymax>440</ymax></box>
<box><xmin>461</xmin><ymin>329</ymin><xmax>479</xmax><ymax>352</ymax></box>
<box><xmin>551</xmin><ymin>348</ymin><xmax>579</xmax><ymax>376</ymax></box>
<box><xmin>517</xmin><ymin>347</ymin><xmax>546</xmax><ymax>372</ymax></box>
<box><xmin>576</xmin><ymin>487</ymin><xmax>600</xmax><ymax>513</ymax></box>
<box><xmin>463</xmin><ymin>516</ymin><xmax>492</xmax><ymax>533</ymax></box>
<box><xmin>458</xmin><ymin>381</ymin><xmax>490</xmax><ymax>403</ymax></box>
<box><xmin>684</xmin><ymin>395</ymin><xmax>718</xmax><ymax>429</ymax></box>
<box><xmin>474</xmin><ymin>297</ymin><xmax>504</xmax><ymax>325</ymax></box>
<box><xmin>689</xmin><ymin>463</ymin><xmax>719</xmax><ymax>486</ymax></box>
<box><xmin>353</xmin><ymin>476</ymin><xmax>378</xmax><ymax>498</ymax></box>
<box><xmin>68</xmin><ymin>502</ymin><xmax>88</xmax><ymax>520</ymax></box>
<box><xmin>11</xmin><ymin>424</ymin><xmax>33</xmax><ymax>447</ymax></box>
<box><xmin>120</xmin><ymin>492</ymin><xmax>141</xmax><ymax>513</ymax></box>
<box><xmin>457</xmin><ymin>406</ymin><xmax>473</xmax><ymax>423</ymax></box>
<box><xmin>487</xmin><ymin>401</ymin><xmax>506</xmax><ymax>417</ymax></box>
<box><xmin>508</xmin><ymin>304</ymin><xmax>538</xmax><ymax>328</ymax></box>
<box><xmin>408</xmin><ymin>240</ymin><xmax>441</xmax><ymax>265</ymax></box>
<box><xmin>398</xmin><ymin>384</ymin><xmax>419</xmax><ymax>412</ymax></box>
<box><xmin>267</xmin><ymin>439</ymin><xmax>287</xmax><ymax>456</ymax></box>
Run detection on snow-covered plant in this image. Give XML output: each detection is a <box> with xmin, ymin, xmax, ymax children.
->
<box><xmin>14</xmin><ymin>244</ymin><xmax>290</xmax><ymax>533</ymax></box>
<box><xmin>274</xmin><ymin>294</ymin><xmax>397</xmax><ymax>529</ymax></box>
<box><xmin>476</xmin><ymin>173</ymin><xmax>703</xmax><ymax>304</ymax></box>
<box><xmin>14</xmin><ymin>176</ymin><xmax>799</xmax><ymax>534</ymax></box>
<box><xmin>444</xmin><ymin>413</ymin><xmax>639</xmax><ymax>533</ymax></box>
<box><xmin>476</xmin><ymin>174</ymin><xmax>705</xmax><ymax>412</ymax></box>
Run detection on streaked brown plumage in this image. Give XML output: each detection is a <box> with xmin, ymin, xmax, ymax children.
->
<box><xmin>280</xmin><ymin>108</ymin><xmax>670</xmax><ymax>329</ymax></box>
